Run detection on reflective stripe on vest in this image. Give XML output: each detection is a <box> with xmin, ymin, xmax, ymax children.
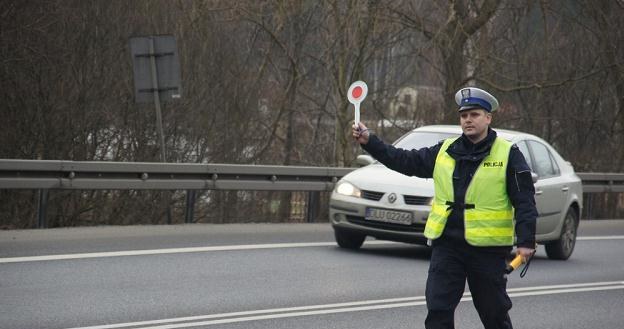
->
<box><xmin>424</xmin><ymin>137</ymin><xmax>515</xmax><ymax>246</ymax></box>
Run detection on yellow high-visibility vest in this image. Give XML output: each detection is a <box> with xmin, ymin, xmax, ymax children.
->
<box><xmin>424</xmin><ymin>137</ymin><xmax>515</xmax><ymax>246</ymax></box>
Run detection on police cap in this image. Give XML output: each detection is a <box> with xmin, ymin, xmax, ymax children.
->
<box><xmin>454</xmin><ymin>87</ymin><xmax>499</xmax><ymax>112</ymax></box>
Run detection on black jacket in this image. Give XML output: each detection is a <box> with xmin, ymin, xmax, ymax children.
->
<box><xmin>362</xmin><ymin>128</ymin><xmax>537</xmax><ymax>250</ymax></box>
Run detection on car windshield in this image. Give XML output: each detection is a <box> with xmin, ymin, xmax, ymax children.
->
<box><xmin>393</xmin><ymin>131</ymin><xmax>459</xmax><ymax>150</ymax></box>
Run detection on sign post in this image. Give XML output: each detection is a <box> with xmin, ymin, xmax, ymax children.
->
<box><xmin>129</xmin><ymin>35</ymin><xmax>182</xmax><ymax>224</ymax></box>
<box><xmin>129</xmin><ymin>35</ymin><xmax>182</xmax><ymax>163</ymax></box>
<box><xmin>347</xmin><ymin>81</ymin><xmax>368</xmax><ymax>126</ymax></box>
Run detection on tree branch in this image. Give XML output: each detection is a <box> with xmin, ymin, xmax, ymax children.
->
<box><xmin>472</xmin><ymin>63</ymin><xmax>620</xmax><ymax>92</ymax></box>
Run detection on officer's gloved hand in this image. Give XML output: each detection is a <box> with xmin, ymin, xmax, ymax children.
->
<box><xmin>352</xmin><ymin>122</ymin><xmax>370</xmax><ymax>145</ymax></box>
<box><xmin>516</xmin><ymin>247</ymin><xmax>535</xmax><ymax>263</ymax></box>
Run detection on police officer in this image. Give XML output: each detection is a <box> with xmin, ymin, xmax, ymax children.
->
<box><xmin>352</xmin><ymin>87</ymin><xmax>537</xmax><ymax>329</ymax></box>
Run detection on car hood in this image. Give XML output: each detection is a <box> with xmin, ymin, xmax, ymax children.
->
<box><xmin>342</xmin><ymin>164</ymin><xmax>434</xmax><ymax>196</ymax></box>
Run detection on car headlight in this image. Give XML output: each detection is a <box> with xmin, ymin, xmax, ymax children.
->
<box><xmin>335</xmin><ymin>181</ymin><xmax>362</xmax><ymax>198</ymax></box>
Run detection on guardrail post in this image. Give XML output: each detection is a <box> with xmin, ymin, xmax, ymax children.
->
<box><xmin>585</xmin><ymin>193</ymin><xmax>593</xmax><ymax>219</ymax></box>
<box><xmin>37</xmin><ymin>189</ymin><xmax>49</xmax><ymax>228</ymax></box>
<box><xmin>185</xmin><ymin>190</ymin><xmax>196</xmax><ymax>223</ymax></box>
<box><xmin>306</xmin><ymin>191</ymin><xmax>320</xmax><ymax>223</ymax></box>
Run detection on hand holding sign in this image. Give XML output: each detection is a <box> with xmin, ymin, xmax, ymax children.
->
<box><xmin>347</xmin><ymin>81</ymin><xmax>368</xmax><ymax>127</ymax></box>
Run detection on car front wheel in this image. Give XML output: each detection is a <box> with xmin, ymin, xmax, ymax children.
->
<box><xmin>334</xmin><ymin>229</ymin><xmax>366</xmax><ymax>249</ymax></box>
<box><xmin>545</xmin><ymin>207</ymin><xmax>578</xmax><ymax>260</ymax></box>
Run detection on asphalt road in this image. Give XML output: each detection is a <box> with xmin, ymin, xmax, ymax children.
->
<box><xmin>1</xmin><ymin>220</ymin><xmax>623</xmax><ymax>329</ymax></box>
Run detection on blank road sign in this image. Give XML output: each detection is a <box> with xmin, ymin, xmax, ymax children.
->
<box><xmin>129</xmin><ymin>35</ymin><xmax>182</xmax><ymax>103</ymax></box>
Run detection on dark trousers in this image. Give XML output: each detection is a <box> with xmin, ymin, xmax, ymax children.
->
<box><xmin>424</xmin><ymin>242</ymin><xmax>513</xmax><ymax>329</ymax></box>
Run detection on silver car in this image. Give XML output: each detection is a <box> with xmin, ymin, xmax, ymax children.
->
<box><xmin>330</xmin><ymin>125</ymin><xmax>583</xmax><ymax>260</ymax></box>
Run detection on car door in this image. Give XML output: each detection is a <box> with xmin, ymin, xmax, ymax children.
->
<box><xmin>525</xmin><ymin>140</ymin><xmax>566</xmax><ymax>235</ymax></box>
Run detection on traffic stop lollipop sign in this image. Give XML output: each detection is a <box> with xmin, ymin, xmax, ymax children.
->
<box><xmin>347</xmin><ymin>81</ymin><xmax>368</xmax><ymax>126</ymax></box>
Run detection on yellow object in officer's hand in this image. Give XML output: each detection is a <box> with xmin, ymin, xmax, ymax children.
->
<box><xmin>505</xmin><ymin>254</ymin><xmax>525</xmax><ymax>274</ymax></box>
<box><xmin>506</xmin><ymin>247</ymin><xmax>536</xmax><ymax>277</ymax></box>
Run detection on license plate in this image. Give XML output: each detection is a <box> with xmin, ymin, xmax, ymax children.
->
<box><xmin>365</xmin><ymin>208</ymin><xmax>413</xmax><ymax>225</ymax></box>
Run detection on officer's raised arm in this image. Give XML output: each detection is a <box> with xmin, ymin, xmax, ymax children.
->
<box><xmin>351</xmin><ymin>121</ymin><xmax>438</xmax><ymax>178</ymax></box>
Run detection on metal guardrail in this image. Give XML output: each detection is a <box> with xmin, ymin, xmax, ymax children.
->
<box><xmin>1</xmin><ymin>159</ymin><xmax>623</xmax><ymax>228</ymax></box>
<box><xmin>576</xmin><ymin>173</ymin><xmax>624</xmax><ymax>193</ymax></box>
<box><xmin>0</xmin><ymin>159</ymin><xmax>352</xmax><ymax>191</ymax></box>
<box><xmin>0</xmin><ymin>159</ymin><xmax>354</xmax><ymax>228</ymax></box>
<box><xmin>0</xmin><ymin>159</ymin><xmax>623</xmax><ymax>192</ymax></box>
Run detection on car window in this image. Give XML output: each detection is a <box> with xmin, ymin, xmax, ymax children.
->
<box><xmin>393</xmin><ymin>132</ymin><xmax>459</xmax><ymax>150</ymax></box>
<box><xmin>515</xmin><ymin>140</ymin><xmax>534</xmax><ymax>172</ymax></box>
<box><xmin>528</xmin><ymin>141</ymin><xmax>559</xmax><ymax>178</ymax></box>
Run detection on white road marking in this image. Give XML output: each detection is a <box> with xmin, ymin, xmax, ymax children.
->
<box><xmin>2</xmin><ymin>235</ymin><xmax>623</xmax><ymax>264</ymax></box>
<box><xmin>0</xmin><ymin>241</ymin><xmax>397</xmax><ymax>264</ymax></box>
<box><xmin>577</xmin><ymin>235</ymin><xmax>624</xmax><ymax>240</ymax></box>
<box><xmin>66</xmin><ymin>281</ymin><xmax>624</xmax><ymax>329</ymax></box>
<box><xmin>506</xmin><ymin>280</ymin><xmax>624</xmax><ymax>292</ymax></box>
<box><xmin>64</xmin><ymin>296</ymin><xmax>427</xmax><ymax>329</ymax></box>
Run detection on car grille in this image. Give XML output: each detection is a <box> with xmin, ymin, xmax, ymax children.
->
<box><xmin>346</xmin><ymin>215</ymin><xmax>425</xmax><ymax>233</ymax></box>
<box><xmin>403</xmin><ymin>195</ymin><xmax>431</xmax><ymax>205</ymax></box>
<box><xmin>361</xmin><ymin>190</ymin><xmax>384</xmax><ymax>201</ymax></box>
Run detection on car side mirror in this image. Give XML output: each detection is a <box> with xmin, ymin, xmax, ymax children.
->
<box><xmin>531</xmin><ymin>172</ymin><xmax>539</xmax><ymax>184</ymax></box>
<box><xmin>355</xmin><ymin>155</ymin><xmax>375</xmax><ymax>167</ymax></box>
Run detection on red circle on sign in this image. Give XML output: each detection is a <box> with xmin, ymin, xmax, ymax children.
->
<box><xmin>352</xmin><ymin>86</ymin><xmax>363</xmax><ymax>99</ymax></box>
